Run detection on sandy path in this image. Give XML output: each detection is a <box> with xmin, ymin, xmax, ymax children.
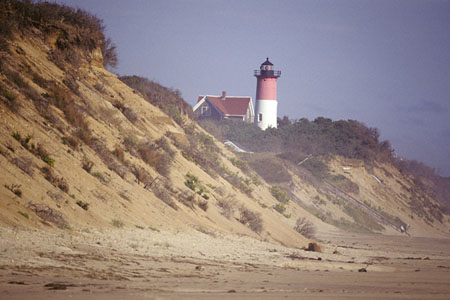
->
<box><xmin>1</xmin><ymin>227</ymin><xmax>450</xmax><ymax>299</ymax></box>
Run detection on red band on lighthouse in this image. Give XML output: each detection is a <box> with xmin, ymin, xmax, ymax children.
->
<box><xmin>254</xmin><ymin>58</ymin><xmax>281</xmax><ymax>130</ymax></box>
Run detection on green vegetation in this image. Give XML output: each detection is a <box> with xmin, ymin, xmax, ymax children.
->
<box><xmin>111</xmin><ymin>219</ymin><xmax>124</xmax><ymax>228</ymax></box>
<box><xmin>18</xmin><ymin>211</ymin><xmax>29</xmax><ymax>219</ymax></box>
<box><xmin>273</xmin><ymin>203</ymin><xmax>287</xmax><ymax>214</ymax></box>
<box><xmin>184</xmin><ymin>173</ymin><xmax>210</xmax><ymax>202</ymax></box>
<box><xmin>270</xmin><ymin>185</ymin><xmax>289</xmax><ymax>204</ymax></box>
<box><xmin>200</xmin><ymin>117</ymin><xmax>394</xmax><ymax>163</ymax></box>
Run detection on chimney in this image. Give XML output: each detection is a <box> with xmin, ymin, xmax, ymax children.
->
<box><xmin>221</xmin><ymin>91</ymin><xmax>226</xmax><ymax>100</ymax></box>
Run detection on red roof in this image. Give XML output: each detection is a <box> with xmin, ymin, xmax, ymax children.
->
<box><xmin>197</xmin><ymin>95</ymin><xmax>251</xmax><ymax>116</ymax></box>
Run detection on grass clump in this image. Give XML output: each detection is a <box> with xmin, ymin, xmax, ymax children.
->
<box><xmin>18</xmin><ymin>211</ymin><xmax>29</xmax><ymax>219</ymax></box>
<box><xmin>81</xmin><ymin>157</ymin><xmax>94</xmax><ymax>173</ymax></box>
<box><xmin>76</xmin><ymin>200</ymin><xmax>89</xmax><ymax>211</ymax></box>
<box><xmin>41</xmin><ymin>167</ymin><xmax>69</xmax><ymax>193</ymax></box>
<box><xmin>111</xmin><ymin>219</ymin><xmax>124</xmax><ymax>228</ymax></box>
<box><xmin>5</xmin><ymin>183</ymin><xmax>22</xmax><ymax>197</ymax></box>
<box><xmin>11</xmin><ymin>132</ymin><xmax>55</xmax><ymax>166</ymax></box>
<box><xmin>1</xmin><ymin>85</ymin><xmax>20</xmax><ymax>112</ymax></box>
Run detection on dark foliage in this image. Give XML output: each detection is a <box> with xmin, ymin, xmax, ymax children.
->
<box><xmin>119</xmin><ymin>75</ymin><xmax>194</xmax><ymax>124</ymax></box>
<box><xmin>199</xmin><ymin>117</ymin><xmax>394</xmax><ymax>163</ymax></box>
<box><xmin>0</xmin><ymin>0</ymin><xmax>117</xmax><ymax>69</ymax></box>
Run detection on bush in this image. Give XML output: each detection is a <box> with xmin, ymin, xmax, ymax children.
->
<box><xmin>131</xmin><ymin>165</ymin><xmax>152</xmax><ymax>185</ymax></box>
<box><xmin>27</xmin><ymin>202</ymin><xmax>68</xmax><ymax>229</ymax></box>
<box><xmin>217</xmin><ymin>196</ymin><xmax>236</xmax><ymax>219</ymax></box>
<box><xmin>62</xmin><ymin>135</ymin><xmax>79</xmax><ymax>150</ymax></box>
<box><xmin>271</xmin><ymin>185</ymin><xmax>289</xmax><ymax>204</ymax></box>
<box><xmin>18</xmin><ymin>211</ymin><xmax>29</xmax><ymax>219</ymax></box>
<box><xmin>12</xmin><ymin>156</ymin><xmax>33</xmax><ymax>176</ymax></box>
<box><xmin>239</xmin><ymin>206</ymin><xmax>263</xmax><ymax>233</ymax></box>
<box><xmin>41</xmin><ymin>167</ymin><xmax>69</xmax><ymax>193</ymax></box>
<box><xmin>1</xmin><ymin>87</ymin><xmax>20</xmax><ymax>112</ymax></box>
<box><xmin>112</xmin><ymin>145</ymin><xmax>125</xmax><ymax>162</ymax></box>
<box><xmin>184</xmin><ymin>172</ymin><xmax>198</xmax><ymax>191</ymax></box>
<box><xmin>273</xmin><ymin>203</ymin><xmax>287</xmax><ymax>214</ymax></box>
<box><xmin>4</xmin><ymin>183</ymin><xmax>22</xmax><ymax>197</ymax></box>
<box><xmin>111</xmin><ymin>219</ymin><xmax>124</xmax><ymax>228</ymax></box>
<box><xmin>76</xmin><ymin>200</ymin><xmax>89</xmax><ymax>210</ymax></box>
<box><xmin>178</xmin><ymin>190</ymin><xmax>200</xmax><ymax>209</ymax></box>
<box><xmin>294</xmin><ymin>217</ymin><xmax>316</xmax><ymax>239</ymax></box>
<box><xmin>35</xmin><ymin>144</ymin><xmax>55</xmax><ymax>167</ymax></box>
<box><xmin>153</xmin><ymin>184</ymin><xmax>177</xmax><ymax>210</ymax></box>
<box><xmin>119</xmin><ymin>75</ymin><xmax>194</xmax><ymax>123</ymax></box>
<box><xmin>198</xmin><ymin>200</ymin><xmax>208</xmax><ymax>211</ymax></box>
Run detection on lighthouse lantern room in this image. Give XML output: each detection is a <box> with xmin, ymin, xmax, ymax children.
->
<box><xmin>254</xmin><ymin>57</ymin><xmax>281</xmax><ymax>130</ymax></box>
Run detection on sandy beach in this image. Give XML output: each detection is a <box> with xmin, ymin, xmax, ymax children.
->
<box><xmin>1</xmin><ymin>227</ymin><xmax>449</xmax><ymax>299</ymax></box>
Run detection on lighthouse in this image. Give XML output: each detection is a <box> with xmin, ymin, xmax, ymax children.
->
<box><xmin>254</xmin><ymin>57</ymin><xmax>281</xmax><ymax>130</ymax></box>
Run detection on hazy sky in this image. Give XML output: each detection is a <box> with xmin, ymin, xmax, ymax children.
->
<box><xmin>56</xmin><ymin>0</ymin><xmax>450</xmax><ymax>176</ymax></box>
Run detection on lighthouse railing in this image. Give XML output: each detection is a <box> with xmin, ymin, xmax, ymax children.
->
<box><xmin>254</xmin><ymin>70</ymin><xmax>281</xmax><ymax>77</ymax></box>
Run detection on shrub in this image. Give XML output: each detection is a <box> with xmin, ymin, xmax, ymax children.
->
<box><xmin>12</xmin><ymin>156</ymin><xmax>34</xmax><ymax>176</ymax></box>
<box><xmin>273</xmin><ymin>203</ymin><xmax>286</xmax><ymax>214</ymax></box>
<box><xmin>131</xmin><ymin>165</ymin><xmax>152</xmax><ymax>185</ymax></box>
<box><xmin>81</xmin><ymin>157</ymin><xmax>94</xmax><ymax>173</ymax></box>
<box><xmin>32</xmin><ymin>72</ymin><xmax>50</xmax><ymax>88</ymax></box>
<box><xmin>184</xmin><ymin>172</ymin><xmax>198</xmax><ymax>191</ymax></box>
<box><xmin>153</xmin><ymin>185</ymin><xmax>178</xmax><ymax>210</ymax></box>
<box><xmin>122</xmin><ymin>107</ymin><xmax>138</xmax><ymax>123</ymax></box>
<box><xmin>294</xmin><ymin>217</ymin><xmax>316</xmax><ymax>239</ymax></box>
<box><xmin>76</xmin><ymin>200</ymin><xmax>89</xmax><ymax>210</ymax></box>
<box><xmin>271</xmin><ymin>185</ymin><xmax>289</xmax><ymax>204</ymax></box>
<box><xmin>4</xmin><ymin>183</ymin><xmax>22</xmax><ymax>197</ymax></box>
<box><xmin>27</xmin><ymin>202</ymin><xmax>68</xmax><ymax>229</ymax></box>
<box><xmin>111</xmin><ymin>219</ymin><xmax>124</xmax><ymax>228</ymax></box>
<box><xmin>101</xmin><ymin>37</ymin><xmax>118</xmax><ymax>69</ymax></box>
<box><xmin>112</xmin><ymin>145</ymin><xmax>125</xmax><ymax>162</ymax></box>
<box><xmin>229</xmin><ymin>157</ymin><xmax>249</xmax><ymax>174</ymax></box>
<box><xmin>41</xmin><ymin>167</ymin><xmax>69</xmax><ymax>193</ymax></box>
<box><xmin>18</xmin><ymin>211</ymin><xmax>29</xmax><ymax>219</ymax></box>
<box><xmin>119</xmin><ymin>75</ymin><xmax>194</xmax><ymax>122</ymax></box>
<box><xmin>92</xmin><ymin>171</ymin><xmax>108</xmax><ymax>184</ymax></box>
<box><xmin>198</xmin><ymin>200</ymin><xmax>208</xmax><ymax>211</ymax></box>
<box><xmin>239</xmin><ymin>206</ymin><xmax>263</xmax><ymax>233</ymax></box>
<box><xmin>179</xmin><ymin>190</ymin><xmax>196</xmax><ymax>209</ymax></box>
<box><xmin>62</xmin><ymin>135</ymin><xmax>79</xmax><ymax>150</ymax></box>
<box><xmin>124</xmin><ymin>136</ymin><xmax>137</xmax><ymax>154</ymax></box>
<box><xmin>11</xmin><ymin>131</ymin><xmax>32</xmax><ymax>150</ymax></box>
<box><xmin>34</xmin><ymin>144</ymin><xmax>55</xmax><ymax>167</ymax></box>
<box><xmin>217</xmin><ymin>195</ymin><xmax>236</xmax><ymax>219</ymax></box>
<box><xmin>1</xmin><ymin>88</ymin><xmax>20</xmax><ymax>112</ymax></box>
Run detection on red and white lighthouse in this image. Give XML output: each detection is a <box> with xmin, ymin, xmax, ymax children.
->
<box><xmin>254</xmin><ymin>57</ymin><xmax>281</xmax><ymax>130</ymax></box>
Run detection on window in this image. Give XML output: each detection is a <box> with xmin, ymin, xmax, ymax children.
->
<box><xmin>258</xmin><ymin>113</ymin><xmax>263</xmax><ymax>122</ymax></box>
<box><xmin>201</xmin><ymin>105</ymin><xmax>211</xmax><ymax>116</ymax></box>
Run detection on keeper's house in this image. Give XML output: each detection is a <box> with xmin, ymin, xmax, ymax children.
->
<box><xmin>193</xmin><ymin>91</ymin><xmax>254</xmax><ymax>123</ymax></box>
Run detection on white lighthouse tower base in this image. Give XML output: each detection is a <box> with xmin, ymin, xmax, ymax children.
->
<box><xmin>254</xmin><ymin>99</ymin><xmax>277</xmax><ymax>130</ymax></box>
